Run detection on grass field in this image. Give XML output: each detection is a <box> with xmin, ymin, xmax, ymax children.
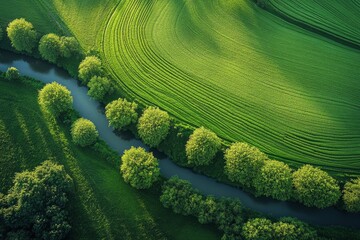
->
<box><xmin>267</xmin><ymin>0</ymin><xmax>360</xmax><ymax>46</ymax></box>
<box><xmin>1</xmin><ymin>0</ymin><xmax>360</xmax><ymax>176</ymax></box>
<box><xmin>0</xmin><ymin>76</ymin><xmax>220</xmax><ymax>239</ymax></box>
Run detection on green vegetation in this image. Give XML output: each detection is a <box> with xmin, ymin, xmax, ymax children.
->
<box><xmin>224</xmin><ymin>142</ymin><xmax>268</xmax><ymax>187</ymax></box>
<box><xmin>138</xmin><ymin>106</ymin><xmax>170</xmax><ymax>147</ymax></box>
<box><xmin>0</xmin><ymin>75</ymin><xmax>220</xmax><ymax>239</ymax></box>
<box><xmin>242</xmin><ymin>218</ymin><xmax>273</xmax><ymax>240</ymax></box>
<box><xmin>120</xmin><ymin>147</ymin><xmax>160</xmax><ymax>189</ymax></box>
<box><xmin>105</xmin><ymin>98</ymin><xmax>138</xmax><ymax>130</ymax></box>
<box><xmin>38</xmin><ymin>82</ymin><xmax>73</xmax><ymax>117</ymax></box>
<box><xmin>293</xmin><ymin>165</ymin><xmax>341</xmax><ymax>208</ymax></box>
<box><xmin>253</xmin><ymin>160</ymin><xmax>292</xmax><ymax>201</ymax></box>
<box><xmin>39</xmin><ymin>33</ymin><xmax>62</xmax><ymax>63</ymax></box>
<box><xmin>0</xmin><ymin>161</ymin><xmax>72</xmax><ymax>239</ymax></box>
<box><xmin>60</xmin><ymin>36</ymin><xmax>80</xmax><ymax>58</ymax></box>
<box><xmin>186</xmin><ymin>127</ymin><xmax>221</xmax><ymax>166</ymax></box>
<box><xmin>6</xmin><ymin>18</ymin><xmax>37</xmax><ymax>53</ymax></box>
<box><xmin>5</xmin><ymin>67</ymin><xmax>19</xmax><ymax>81</ymax></box>
<box><xmin>0</xmin><ymin>26</ymin><xmax>2</xmax><ymax>41</ymax></box>
<box><xmin>343</xmin><ymin>177</ymin><xmax>360</xmax><ymax>213</ymax></box>
<box><xmin>87</xmin><ymin>76</ymin><xmax>112</xmax><ymax>101</ymax></box>
<box><xmin>71</xmin><ymin>118</ymin><xmax>98</xmax><ymax>147</ymax></box>
<box><xmin>78</xmin><ymin>56</ymin><xmax>102</xmax><ymax>84</ymax></box>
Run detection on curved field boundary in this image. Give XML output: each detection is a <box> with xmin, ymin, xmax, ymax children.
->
<box><xmin>100</xmin><ymin>0</ymin><xmax>360</xmax><ymax>176</ymax></box>
<box><xmin>264</xmin><ymin>0</ymin><xmax>360</xmax><ymax>50</ymax></box>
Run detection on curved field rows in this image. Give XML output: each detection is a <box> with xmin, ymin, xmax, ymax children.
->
<box><xmin>268</xmin><ymin>0</ymin><xmax>360</xmax><ymax>46</ymax></box>
<box><xmin>101</xmin><ymin>0</ymin><xmax>360</xmax><ymax>175</ymax></box>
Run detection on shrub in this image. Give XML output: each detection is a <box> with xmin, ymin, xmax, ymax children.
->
<box><xmin>242</xmin><ymin>218</ymin><xmax>273</xmax><ymax>240</ymax></box>
<box><xmin>38</xmin><ymin>82</ymin><xmax>73</xmax><ymax>117</ymax></box>
<box><xmin>120</xmin><ymin>147</ymin><xmax>160</xmax><ymax>189</ymax></box>
<box><xmin>138</xmin><ymin>106</ymin><xmax>170</xmax><ymax>147</ymax></box>
<box><xmin>60</xmin><ymin>36</ymin><xmax>81</xmax><ymax>58</ymax></box>
<box><xmin>292</xmin><ymin>165</ymin><xmax>341</xmax><ymax>208</ymax></box>
<box><xmin>343</xmin><ymin>177</ymin><xmax>360</xmax><ymax>212</ymax></box>
<box><xmin>39</xmin><ymin>33</ymin><xmax>62</xmax><ymax>63</ymax></box>
<box><xmin>87</xmin><ymin>76</ymin><xmax>112</xmax><ymax>101</ymax></box>
<box><xmin>7</xmin><ymin>18</ymin><xmax>37</xmax><ymax>53</ymax></box>
<box><xmin>185</xmin><ymin>127</ymin><xmax>221</xmax><ymax>166</ymax></box>
<box><xmin>0</xmin><ymin>161</ymin><xmax>72</xmax><ymax>240</ymax></box>
<box><xmin>253</xmin><ymin>160</ymin><xmax>292</xmax><ymax>201</ymax></box>
<box><xmin>105</xmin><ymin>98</ymin><xmax>138</xmax><ymax>130</ymax></box>
<box><xmin>78</xmin><ymin>56</ymin><xmax>102</xmax><ymax>84</ymax></box>
<box><xmin>71</xmin><ymin>118</ymin><xmax>99</xmax><ymax>147</ymax></box>
<box><xmin>224</xmin><ymin>142</ymin><xmax>267</xmax><ymax>187</ymax></box>
<box><xmin>5</xmin><ymin>67</ymin><xmax>20</xmax><ymax>81</ymax></box>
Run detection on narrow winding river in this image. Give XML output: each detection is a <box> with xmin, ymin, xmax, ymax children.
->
<box><xmin>0</xmin><ymin>50</ymin><xmax>359</xmax><ymax>228</ymax></box>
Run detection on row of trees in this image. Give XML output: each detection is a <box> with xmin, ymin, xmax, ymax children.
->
<box><xmin>0</xmin><ymin>161</ymin><xmax>73</xmax><ymax>239</ymax></box>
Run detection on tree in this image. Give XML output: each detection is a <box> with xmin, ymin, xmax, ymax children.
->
<box><xmin>160</xmin><ymin>176</ymin><xmax>200</xmax><ymax>215</ymax></box>
<box><xmin>87</xmin><ymin>76</ymin><xmax>112</xmax><ymax>101</ymax></box>
<box><xmin>105</xmin><ymin>98</ymin><xmax>138</xmax><ymax>130</ymax></box>
<box><xmin>7</xmin><ymin>18</ymin><xmax>37</xmax><ymax>53</ymax></box>
<box><xmin>277</xmin><ymin>217</ymin><xmax>317</xmax><ymax>240</ymax></box>
<box><xmin>0</xmin><ymin>161</ymin><xmax>72</xmax><ymax>240</ymax></box>
<box><xmin>60</xmin><ymin>36</ymin><xmax>81</xmax><ymax>58</ymax></box>
<box><xmin>5</xmin><ymin>67</ymin><xmax>20</xmax><ymax>81</ymax></box>
<box><xmin>120</xmin><ymin>147</ymin><xmax>160</xmax><ymax>189</ymax></box>
<box><xmin>253</xmin><ymin>160</ymin><xmax>292</xmax><ymax>201</ymax></box>
<box><xmin>78</xmin><ymin>56</ymin><xmax>102</xmax><ymax>84</ymax></box>
<box><xmin>39</xmin><ymin>33</ymin><xmax>62</xmax><ymax>63</ymax></box>
<box><xmin>343</xmin><ymin>177</ymin><xmax>360</xmax><ymax>212</ymax></box>
<box><xmin>71</xmin><ymin>118</ymin><xmax>99</xmax><ymax>147</ymax></box>
<box><xmin>242</xmin><ymin>218</ymin><xmax>273</xmax><ymax>240</ymax></box>
<box><xmin>38</xmin><ymin>82</ymin><xmax>73</xmax><ymax>117</ymax></box>
<box><xmin>138</xmin><ymin>106</ymin><xmax>170</xmax><ymax>147</ymax></box>
<box><xmin>197</xmin><ymin>196</ymin><xmax>217</xmax><ymax>224</ymax></box>
<box><xmin>185</xmin><ymin>127</ymin><xmax>221</xmax><ymax>166</ymax></box>
<box><xmin>215</xmin><ymin>198</ymin><xmax>243</xmax><ymax>238</ymax></box>
<box><xmin>292</xmin><ymin>165</ymin><xmax>341</xmax><ymax>208</ymax></box>
<box><xmin>224</xmin><ymin>142</ymin><xmax>268</xmax><ymax>187</ymax></box>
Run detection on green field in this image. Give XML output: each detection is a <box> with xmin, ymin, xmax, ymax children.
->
<box><xmin>1</xmin><ymin>0</ymin><xmax>360</xmax><ymax>176</ymax></box>
<box><xmin>0</xmin><ymin>77</ymin><xmax>220</xmax><ymax>239</ymax></box>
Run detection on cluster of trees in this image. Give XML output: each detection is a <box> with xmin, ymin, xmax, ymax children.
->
<box><xmin>105</xmin><ymin>98</ymin><xmax>138</xmax><ymax>130</ymax></box>
<box><xmin>0</xmin><ymin>161</ymin><xmax>73</xmax><ymax>239</ymax></box>
<box><xmin>38</xmin><ymin>82</ymin><xmax>73</xmax><ymax>117</ymax></box>
<box><xmin>242</xmin><ymin>217</ymin><xmax>317</xmax><ymax>240</ymax></box>
<box><xmin>71</xmin><ymin>118</ymin><xmax>99</xmax><ymax>147</ymax></box>
<box><xmin>224</xmin><ymin>142</ymin><xmax>342</xmax><ymax>207</ymax></box>
<box><xmin>185</xmin><ymin>127</ymin><xmax>221</xmax><ymax>166</ymax></box>
<box><xmin>120</xmin><ymin>147</ymin><xmax>160</xmax><ymax>189</ymax></box>
<box><xmin>160</xmin><ymin>177</ymin><xmax>244</xmax><ymax>239</ymax></box>
<box><xmin>39</xmin><ymin>33</ymin><xmax>80</xmax><ymax>63</ymax></box>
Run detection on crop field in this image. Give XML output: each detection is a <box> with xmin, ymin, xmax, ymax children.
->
<box><xmin>267</xmin><ymin>0</ymin><xmax>360</xmax><ymax>46</ymax></box>
<box><xmin>0</xmin><ymin>77</ymin><xmax>219</xmax><ymax>240</ymax></box>
<box><xmin>1</xmin><ymin>0</ymin><xmax>360</xmax><ymax>176</ymax></box>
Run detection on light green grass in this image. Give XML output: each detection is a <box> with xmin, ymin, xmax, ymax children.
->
<box><xmin>267</xmin><ymin>0</ymin><xmax>360</xmax><ymax>45</ymax></box>
<box><xmin>100</xmin><ymin>0</ymin><xmax>360</xmax><ymax>176</ymax></box>
<box><xmin>0</xmin><ymin>77</ymin><xmax>220</xmax><ymax>240</ymax></box>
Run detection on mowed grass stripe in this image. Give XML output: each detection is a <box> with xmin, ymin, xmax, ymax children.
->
<box><xmin>101</xmin><ymin>0</ymin><xmax>360</xmax><ymax>176</ymax></box>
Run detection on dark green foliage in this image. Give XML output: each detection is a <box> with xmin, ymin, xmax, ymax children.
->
<box><xmin>224</xmin><ymin>142</ymin><xmax>268</xmax><ymax>187</ymax></box>
<box><xmin>0</xmin><ymin>26</ymin><xmax>2</xmax><ymax>42</ymax></box>
<box><xmin>186</xmin><ymin>127</ymin><xmax>221</xmax><ymax>166</ymax></box>
<box><xmin>39</xmin><ymin>33</ymin><xmax>62</xmax><ymax>63</ymax></box>
<box><xmin>78</xmin><ymin>56</ymin><xmax>102</xmax><ymax>84</ymax></box>
<box><xmin>242</xmin><ymin>218</ymin><xmax>274</xmax><ymax>240</ymax></box>
<box><xmin>343</xmin><ymin>177</ymin><xmax>360</xmax><ymax>212</ymax></box>
<box><xmin>7</xmin><ymin>18</ymin><xmax>37</xmax><ymax>53</ymax></box>
<box><xmin>87</xmin><ymin>76</ymin><xmax>112</xmax><ymax>101</ymax></box>
<box><xmin>197</xmin><ymin>196</ymin><xmax>217</xmax><ymax>224</ymax></box>
<box><xmin>120</xmin><ymin>147</ymin><xmax>160</xmax><ymax>189</ymax></box>
<box><xmin>60</xmin><ymin>36</ymin><xmax>81</xmax><ymax>58</ymax></box>
<box><xmin>5</xmin><ymin>67</ymin><xmax>20</xmax><ymax>81</ymax></box>
<box><xmin>253</xmin><ymin>160</ymin><xmax>292</xmax><ymax>201</ymax></box>
<box><xmin>277</xmin><ymin>217</ymin><xmax>317</xmax><ymax>240</ymax></box>
<box><xmin>0</xmin><ymin>161</ymin><xmax>72</xmax><ymax>240</ymax></box>
<box><xmin>38</xmin><ymin>82</ymin><xmax>73</xmax><ymax>117</ymax></box>
<box><xmin>292</xmin><ymin>165</ymin><xmax>341</xmax><ymax>208</ymax></box>
<box><xmin>138</xmin><ymin>106</ymin><xmax>170</xmax><ymax>147</ymax></box>
<box><xmin>105</xmin><ymin>98</ymin><xmax>138</xmax><ymax>130</ymax></box>
<box><xmin>71</xmin><ymin>118</ymin><xmax>99</xmax><ymax>147</ymax></box>
<box><xmin>215</xmin><ymin>198</ymin><xmax>243</xmax><ymax>238</ymax></box>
